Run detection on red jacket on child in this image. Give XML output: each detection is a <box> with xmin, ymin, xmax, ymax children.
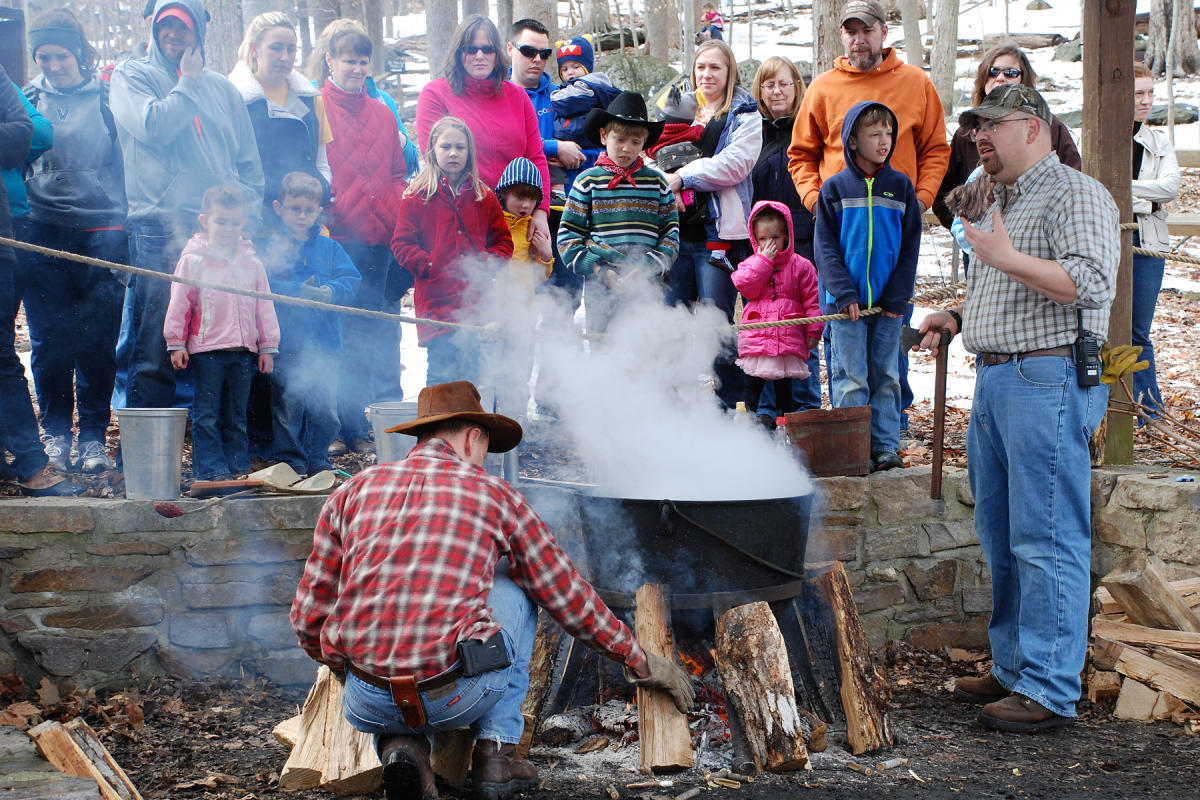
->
<box><xmin>391</xmin><ymin>178</ymin><xmax>513</xmax><ymax>343</ymax></box>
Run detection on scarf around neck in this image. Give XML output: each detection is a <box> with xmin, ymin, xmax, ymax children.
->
<box><xmin>596</xmin><ymin>153</ymin><xmax>645</xmax><ymax>189</ymax></box>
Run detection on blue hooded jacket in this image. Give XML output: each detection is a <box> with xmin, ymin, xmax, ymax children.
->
<box><xmin>813</xmin><ymin>101</ymin><xmax>921</xmax><ymax>315</ymax></box>
<box><xmin>262</xmin><ymin>226</ymin><xmax>361</xmax><ymax>355</ymax></box>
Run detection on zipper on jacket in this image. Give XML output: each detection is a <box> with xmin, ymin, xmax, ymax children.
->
<box><xmin>865</xmin><ymin>176</ymin><xmax>874</xmax><ymax>309</ymax></box>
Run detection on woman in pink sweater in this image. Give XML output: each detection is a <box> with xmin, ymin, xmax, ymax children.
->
<box><xmin>416</xmin><ymin>14</ymin><xmax>552</xmax><ymax>258</ymax></box>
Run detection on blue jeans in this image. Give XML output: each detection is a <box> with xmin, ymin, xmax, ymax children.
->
<box><xmin>342</xmin><ymin>560</ymin><xmax>538</xmax><ymax>746</ymax></box>
<box><xmin>666</xmin><ymin>238</ymin><xmax>744</xmax><ymax>409</ymax></box>
<box><xmin>829</xmin><ymin>314</ymin><xmax>903</xmax><ymax>456</ymax></box>
<box><xmin>271</xmin><ymin>349</ymin><xmax>340</xmax><ymax>475</ymax></box>
<box><xmin>425</xmin><ymin>329</ymin><xmax>482</xmax><ymax>387</ymax></box>
<box><xmin>0</xmin><ymin>257</ymin><xmax>48</xmax><ymax>480</ymax></box>
<box><xmin>22</xmin><ymin>224</ymin><xmax>126</xmax><ymax>442</ymax></box>
<box><xmin>127</xmin><ymin>218</ymin><xmax>191</xmax><ymax>409</ymax></box>
<box><xmin>338</xmin><ymin>241</ymin><xmax>402</xmax><ymax>442</ymax></box>
<box><xmin>190</xmin><ymin>350</ymin><xmax>256</xmax><ymax>480</ymax></box>
<box><xmin>1131</xmin><ymin>235</ymin><xmax>1164</xmax><ymax>411</ymax></box>
<box><xmin>968</xmin><ymin>356</ymin><xmax>1107</xmax><ymax>717</ymax></box>
<box><xmin>897</xmin><ymin>304</ymin><xmax>914</xmax><ymax>431</ymax></box>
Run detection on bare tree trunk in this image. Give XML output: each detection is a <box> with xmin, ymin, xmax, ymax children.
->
<box><xmin>1145</xmin><ymin>0</ymin><xmax>1170</xmax><ymax>74</ymax></box>
<box><xmin>513</xmin><ymin>0</ymin><xmax>557</xmax><ymax>41</ymax></box>
<box><xmin>682</xmin><ymin>0</ymin><xmax>695</xmax><ymax>72</ymax></box>
<box><xmin>812</xmin><ymin>0</ymin><xmax>844</xmax><ymax>76</ymax></box>
<box><xmin>497</xmin><ymin>0</ymin><xmax>515</xmax><ymax>34</ymax></box>
<box><xmin>312</xmin><ymin>0</ymin><xmax>340</xmax><ymax>41</ymax></box>
<box><xmin>929</xmin><ymin>0</ymin><xmax>958</xmax><ymax>112</ymax></box>
<box><xmin>1169</xmin><ymin>0</ymin><xmax>1200</xmax><ymax>74</ymax></box>
<box><xmin>462</xmin><ymin>0</ymin><xmax>488</xmax><ymax>18</ymax></box>
<box><xmin>646</xmin><ymin>0</ymin><xmax>678</xmax><ymax>61</ymax></box>
<box><xmin>365</xmin><ymin>0</ymin><xmax>386</xmax><ymax>71</ymax></box>
<box><xmin>204</xmin><ymin>0</ymin><xmax>243</xmax><ymax>74</ymax></box>
<box><xmin>899</xmin><ymin>0</ymin><xmax>924</xmax><ymax>66</ymax></box>
<box><xmin>427</xmin><ymin>0</ymin><xmax>458</xmax><ymax>79</ymax></box>
<box><xmin>580</xmin><ymin>0</ymin><xmax>614</xmax><ymax>33</ymax></box>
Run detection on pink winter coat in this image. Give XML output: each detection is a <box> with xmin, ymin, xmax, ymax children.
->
<box><xmin>164</xmin><ymin>234</ymin><xmax>281</xmax><ymax>356</ymax></box>
<box><xmin>732</xmin><ymin>200</ymin><xmax>823</xmax><ymax>359</ymax></box>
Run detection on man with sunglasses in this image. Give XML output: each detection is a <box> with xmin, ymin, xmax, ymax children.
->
<box><xmin>915</xmin><ymin>85</ymin><xmax>1118</xmax><ymax>734</ymax></box>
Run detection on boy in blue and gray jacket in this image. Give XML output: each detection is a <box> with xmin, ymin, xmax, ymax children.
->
<box><xmin>814</xmin><ymin>101</ymin><xmax>921</xmax><ymax>473</ymax></box>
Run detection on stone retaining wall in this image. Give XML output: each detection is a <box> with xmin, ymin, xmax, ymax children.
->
<box><xmin>1</xmin><ymin>466</ymin><xmax>1196</xmax><ymax>689</ymax></box>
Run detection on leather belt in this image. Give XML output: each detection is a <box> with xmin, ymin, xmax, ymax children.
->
<box><xmin>347</xmin><ymin>662</ymin><xmax>464</xmax><ymax>693</ymax></box>
<box><xmin>978</xmin><ymin>345</ymin><xmax>1073</xmax><ymax>367</ymax></box>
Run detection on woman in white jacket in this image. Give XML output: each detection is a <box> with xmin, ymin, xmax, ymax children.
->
<box><xmin>664</xmin><ymin>38</ymin><xmax>762</xmax><ymax>410</ymax></box>
<box><xmin>1131</xmin><ymin>62</ymin><xmax>1181</xmax><ymax>414</ymax></box>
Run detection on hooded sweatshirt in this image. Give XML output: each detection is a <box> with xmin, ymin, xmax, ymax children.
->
<box><xmin>26</xmin><ymin>74</ymin><xmax>126</xmax><ymax>228</ymax></box>
<box><xmin>788</xmin><ymin>48</ymin><xmax>949</xmax><ymax>213</ymax></box>
<box><xmin>163</xmin><ymin>233</ymin><xmax>280</xmax><ymax>356</ymax></box>
<box><xmin>813</xmin><ymin>102</ymin><xmax>922</xmax><ymax>316</ymax></box>
<box><xmin>110</xmin><ymin>0</ymin><xmax>264</xmax><ymax>224</ymax></box>
<box><xmin>732</xmin><ymin>200</ymin><xmax>823</xmax><ymax>361</ymax></box>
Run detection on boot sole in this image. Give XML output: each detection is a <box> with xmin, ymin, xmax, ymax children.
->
<box><xmin>382</xmin><ymin>750</ymin><xmax>435</xmax><ymax>800</ymax></box>
<box><xmin>978</xmin><ymin>709</ymin><xmax>1075</xmax><ymax>733</ymax></box>
<box><xmin>473</xmin><ymin>777</ymin><xmax>539</xmax><ymax>800</ymax></box>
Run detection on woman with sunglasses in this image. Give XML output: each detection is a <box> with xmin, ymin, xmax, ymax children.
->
<box><xmin>932</xmin><ymin>43</ymin><xmax>1080</xmax><ymax>231</ymax></box>
<box><xmin>417</xmin><ymin>14</ymin><xmax>552</xmax><ymax>258</ymax></box>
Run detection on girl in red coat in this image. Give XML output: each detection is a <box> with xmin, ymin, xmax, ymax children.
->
<box><xmin>392</xmin><ymin>116</ymin><xmax>513</xmax><ymax>386</ymax></box>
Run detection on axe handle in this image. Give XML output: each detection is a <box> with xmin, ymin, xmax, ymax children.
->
<box><xmin>931</xmin><ymin>330</ymin><xmax>950</xmax><ymax>500</ymax></box>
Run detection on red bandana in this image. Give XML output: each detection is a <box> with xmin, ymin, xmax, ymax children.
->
<box><xmin>596</xmin><ymin>153</ymin><xmax>645</xmax><ymax>189</ymax></box>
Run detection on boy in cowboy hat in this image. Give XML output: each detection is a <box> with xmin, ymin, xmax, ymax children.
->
<box><xmin>557</xmin><ymin>90</ymin><xmax>680</xmax><ymax>333</ymax></box>
<box><xmin>292</xmin><ymin>380</ymin><xmax>693</xmax><ymax>800</ymax></box>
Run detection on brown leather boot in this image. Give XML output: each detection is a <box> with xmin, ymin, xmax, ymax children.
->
<box><xmin>953</xmin><ymin>672</ymin><xmax>1008</xmax><ymax>703</ymax></box>
<box><xmin>980</xmin><ymin>693</ymin><xmax>1073</xmax><ymax>733</ymax></box>
<box><xmin>471</xmin><ymin>739</ymin><xmax>538</xmax><ymax>800</ymax></box>
<box><xmin>379</xmin><ymin>734</ymin><xmax>437</xmax><ymax>800</ymax></box>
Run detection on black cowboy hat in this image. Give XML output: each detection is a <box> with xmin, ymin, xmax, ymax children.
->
<box><xmin>584</xmin><ymin>91</ymin><xmax>666</xmax><ymax>150</ymax></box>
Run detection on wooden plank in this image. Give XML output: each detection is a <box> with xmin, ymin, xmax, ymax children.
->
<box><xmin>1113</xmin><ymin>678</ymin><xmax>1161</xmax><ymax>720</ymax></box>
<box><xmin>1094</xmin><ymin>577</ymin><xmax>1200</xmax><ymax>615</ymax></box>
<box><xmin>278</xmin><ymin>668</ymin><xmax>333</xmax><ymax>791</ymax></box>
<box><xmin>1175</xmin><ymin>149</ymin><xmax>1200</xmax><ymax>169</ymax></box>
<box><xmin>1092</xmin><ymin>617</ymin><xmax>1200</xmax><ymax>656</ymax></box>
<box><xmin>1100</xmin><ymin>551</ymin><xmax>1200</xmax><ymax>633</ymax></box>
<box><xmin>27</xmin><ymin>721</ymin><xmax>122</xmax><ymax>800</ymax></box>
<box><xmin>633</xmin><ymin>584</ymin><xmax>694</xmax><ymax>773</ymax></box>
<box><xmin>1092</xmin><ymin>637</ymin><xmax>1200</xmax><ymax>707</ymax></box>
<box><xmin>714</xmin><ymin>602</ymin><xmax>810</xmax><ymax>773</ymax></box>
<box><xmin>1167</xmin><ymin>213</ymin><xmax>1200</xmax><ymax>236</ymax></box>
<box><xmin>62</xmin><ymin>720</ymin><xmax>141</xmax><ymax>800</ymax></box>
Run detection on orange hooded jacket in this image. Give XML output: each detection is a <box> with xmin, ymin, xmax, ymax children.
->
<box><xmin>788</xmin><ymin>48</ymin><xmax>950</xmax><ymax>213</ymax></box>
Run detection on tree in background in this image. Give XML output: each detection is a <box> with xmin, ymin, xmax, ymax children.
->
<box><xmin>812</xmin><ymin>0</ymin><xmax>843</xmax><ymax>75</ymax></box>
<box><xmin>899</xmin><ymin>0</ymin><xmax>924</xmax><ymax>66</ymax></box>
<box><xmin>1145</xmin><ymin>0</ymin><xmax>1200</xmax><ymax>75</ymax></box>
<box><xmin>929</xmin><ymin>0</ymin><xmax>958</xmax><ymax>113</ymax></box>
<box><xmin>426</xmin><ymin>0</ymin><xmax>458</xmax><ymax>79</ymax></box>
<box><xmin>514</xmin><ymin>0</ymin><xmax>558</xmax><ymax>41</ymax></box>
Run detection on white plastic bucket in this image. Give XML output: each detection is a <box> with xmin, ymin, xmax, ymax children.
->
<box><xmin>116</xmin><ymin>408</ymin><xmax>188</xmax><ymax>500</ymax></box>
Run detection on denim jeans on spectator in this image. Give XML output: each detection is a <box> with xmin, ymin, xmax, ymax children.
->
<box><xmin>425</xmin><ymin>328</ymin><xmax>482</xmax><ymax>388</ymax></box>
<box><xmin>342</xmin><ymin>560</ymin><xmax>537</xmax><ymax>748</ymax></box>
<box><xmin>665</xmin><ymin>238</ymin><xmax>744</xmax><ymax>409</ymax></box>
<box><xmin>829</xmin><ymin>314</ymin><xmax>903</xmax><ymax>456</ymax></box>
<box><xmin>127</xmin><ymin>218</ymin><xmax>187</xmax><ymax>409</ymax></box>
<box><xmin>1131</xmin><ymin>233</ymin><xmax>1165</xmax><ymax>411</ymax></box>
<box><xmin>22</xmin><ymin>224</ymin><xmax>126</xmax><ymax>442</ymax></box>
<box><xmin>271</xmin><ymin>349</ymin><xmax>340</xmax><ymax>476</ymax></box>
<box><xmin>967</xmin><ymin>356</ymin><xmax>1107</xmax><ymax>717</ymax></box>
<box><xmin>0</xmin><ymin>257</ymin><xmax>48</xmax><ymax>480</ymax></box>
<box><xmin>338</xmin><ymin>241</ymin><xmax>402</xmax><ymax>443</ymax></box>
<box><xmin>190</xmin><ymin>349</ymin><xmax>256</xmax><ymax>480</ymax></box>
<box><xmin>897</xmin><ymin>303</ymin><xmax>914</xmax><ymax>431</ymax></box>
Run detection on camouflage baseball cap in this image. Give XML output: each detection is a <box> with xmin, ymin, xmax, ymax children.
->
<box><xmin>959</xmin><ymin>84</ymin><xmax>1053</xmax><ymax>130</ymax></box>
<box><xmin>841</xmin><ymin>0</ymin><xmax>886</xmax><ymax>26</ymax></box>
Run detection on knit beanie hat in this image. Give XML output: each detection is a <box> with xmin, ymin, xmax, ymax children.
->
<box><xmin>29</xmin><ymin>26</ymin><xmax>85</xmax><ymax>66</ymax></box>
<box><xmin>659</xmin><ymin>84</ymin><xmax>698</xmax><ymax>124</ymax></box>
<box><xmin>556</xmin><ymin>36</ymin><xmax>594</xmax><ymax>75</ymax></box>
<box><xmin>497</xmin><ymin>157</ymin><xmax>543</xmax><ymax>203</ymax></box>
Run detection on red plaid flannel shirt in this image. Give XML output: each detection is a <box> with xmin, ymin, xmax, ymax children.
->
<box><xmin>291</xmin><ymin>439</ymin><xmax>647</xmax><ymax>679</ymax></box>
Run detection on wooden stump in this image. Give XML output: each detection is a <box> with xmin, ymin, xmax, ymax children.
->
<box><xmin>633</xmin><ymin>583</ymin><xmax>694</xmax><ymax>773</ymax></box>
<box><xmin>278</xmin><ymin>667</ymin><xmax>382</xmax><ymax>794</ymax></box>
<box><xmin>1100</xmin><ymin>551</ymin><xmax>1200</xmax><ymax>633</ymax></box>
<box><xmin>714</xmin><ymin>602</ymin><xmax>810</xmax><ymax>773</ymax></box>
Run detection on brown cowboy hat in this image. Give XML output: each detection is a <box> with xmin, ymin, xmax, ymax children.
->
<box><xmin>385</xmin><ymin>381</ymin><xmax>523</xmax><ymax>453</ymax></box>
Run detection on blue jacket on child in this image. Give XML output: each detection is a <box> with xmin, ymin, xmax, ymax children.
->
<box><xmin>265</xmin><ymin>226</ymin><xmax>362</xmax><ymax>355</ymax></box>
<box><xmin>813</xmin><ymin>101</ymin><xmax>921</xmax><ymax>316</ymax></box>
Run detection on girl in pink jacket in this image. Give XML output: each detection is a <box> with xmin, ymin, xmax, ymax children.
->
<box><xmin>732</xmin><ymin>200</ymin><xmax>823</xmax><ymax>421</ymax></box>
<box><xmin>163</xmin><ymin>186</ymin><xmax>280</xmax><ymax>480</ymax></box>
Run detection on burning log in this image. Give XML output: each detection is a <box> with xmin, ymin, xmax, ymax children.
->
<box><xmin>539</xmin><ymin>708</ymin><xmax>596</xmax><ymax>745</ymax></box>
<box><xmin>634</xmin><ymin>583</ymin><xmax>695</xmax><ymax>773</ymax></box>
<box><xmin>28</xmin><ymin>718</ymin><xmax>143</xmax><ymax>800</ymax></box>
<box><xmin>278</xmin><ymin>667</ymin><xmax>381</xmax><ymax>794</ymax></box>
<box><xmin>1100</xmin><ymin>552</ymin><xmax>1200</xmax><ymax>634</ymax></box>
<box><xmin>713</xmin><ymin>601</ymin><xmax>810</xmax><ymax>773</ymax></box>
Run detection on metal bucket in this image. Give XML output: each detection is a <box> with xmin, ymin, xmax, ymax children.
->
<box><xmin>368</xmin><ymin>401</ymin><xmax>420</xmax><ymax>463</ymax></box>
<box><xmin>115</xmin><ymin>408</ymin><xmax>188</xmax><ymax>500</ymax></box>
<box><xmin>784</xmin><ymin>406</ymin><xmax>872</xmax><ymax>477</ymax></box>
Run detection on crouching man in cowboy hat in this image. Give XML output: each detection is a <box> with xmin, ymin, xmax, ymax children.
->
<box><xmin>291</xmin><ymin>380</ymin><xmax>693</xmax><ymax>800</ymax></box>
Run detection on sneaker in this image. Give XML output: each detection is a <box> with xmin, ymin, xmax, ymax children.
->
<box><xmin>77</xmin><ymin>440</ymin><xmax>113</xmax><ymax>474</ymax></box>
<box><xmin>979</xmin><ymin>693</ymin><xmax>1074</xmax><ymax>733</ymax></box>
<box><xmin>42</xmin><ymin>435</ymin><xmax>71</xmax><ymax>471</ymax></box>
<box><xmin>327</xmin><ymin>439</ymin><xmax>348</xmax><ymax>457</ymax></box>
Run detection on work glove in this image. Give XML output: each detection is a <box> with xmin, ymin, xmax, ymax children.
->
<box><xmin>623</xmin><ymin>653</ymin><xmax>695</xmax><ymax>713</ymax></box>
<box><xmin>1100</xmin><ymin>343</ymin><xmax>1149</xmax><ymax>385</ymax></box>
<box><xmin>299</xmin><ymin>276</ymin><xmax>334</xmax><ymax>303</ymax></box>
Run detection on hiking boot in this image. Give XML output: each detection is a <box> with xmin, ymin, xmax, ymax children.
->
<box><xmin>42</xmin><ymin>435</ymin><xmax>71</xmax><ymax>471</ymax></box>
<box><xmin>954</xmin><ymin>672</ymin><xmax>1008</xmax><ymax>703</ymax></box>
<box><xmin>871</xmin><ymin>451</ymin><xmax>904</xmax><ymax>472</ymax></box>
<box><xmin>348</xmin><ymin>437</ymin><xmax>375</xmax><ymax>455</ymax></box>
<box><xmin>78</xmin><ymin>440</ymin><xmax>113</xmax><ymax>474</ymax></box>
<box><xmin>979</xmin><ymin>693</ymin><xmax>1074</xmax><ymax>733</ymax></box>
<box><xmin>327</xmin><ymin>439</ymin><xmax>348</xmax><ymax>457</ymax></box>
<box><xmin>471</xmin><ymin>740</ymin><xmax>538</xmax><ymax>800</ymax></box>
<box><xmin>379</xmin><ymin>734</ymin><xmax>437</xmax><ymax>800</ymax></box>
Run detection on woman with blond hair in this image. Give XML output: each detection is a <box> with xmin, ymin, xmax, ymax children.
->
<box><xmin>663</xmin><ymin>38</ymin><xmax>762</xmax><ymax>410</ymax></box>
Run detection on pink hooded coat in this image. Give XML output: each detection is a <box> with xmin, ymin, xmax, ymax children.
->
<box><xmin>732</xmin><ymin>200</ymin><xmax>823</xmax><ymax>360</ymax></box>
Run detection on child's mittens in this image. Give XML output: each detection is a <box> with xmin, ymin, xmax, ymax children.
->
<box><xmin>298</xmin><ymin>276</ymin><xmax>334</xmax><ymax>303</ymax></box>
<box><xmin>580</xmin><ymin>242</ymin><xmax>618</xmax><ymax>274</ymax></box>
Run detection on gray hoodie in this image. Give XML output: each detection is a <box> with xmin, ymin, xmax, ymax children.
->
<box><xmin>26</xmin><ymin>74</ymin><xmax>127</xmax><ymax>228</ymax></box>
<box><xmin>110</xmin><ymin>0</ymin><xmax>263</xmax><ymax>224</ymax></box>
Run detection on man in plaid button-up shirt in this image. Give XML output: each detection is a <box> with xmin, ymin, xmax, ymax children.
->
<box><xmin>918</xmin><ymin>86</ymin><xmax>1117</xmax><ymax>735</ymax></box>
<box><xmin>291</xmin><ymin>381</ymin><xmax>692</xmax><ymax>800</ymax></box>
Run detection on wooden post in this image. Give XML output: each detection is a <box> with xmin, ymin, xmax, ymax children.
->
<box><xmin>1082</xmin><ymin>0</ymin><xmax>1136</xmax><ymax>465</ymax></box>
<box><xmin>633</xmin><ymin>583</ymin><xmax>694</xmax><ymax>773</ymax></box>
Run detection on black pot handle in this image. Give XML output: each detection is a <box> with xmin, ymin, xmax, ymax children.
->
<box><xmin>659</xmin><ymin>500</ymin><xmax>673</xmax><ymax>537</ymax></box>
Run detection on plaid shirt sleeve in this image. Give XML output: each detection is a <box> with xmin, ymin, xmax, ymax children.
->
<box><xmin>290</xmin><ymin>491</ymin><xmax>348</xmax><ymax>668</ymax></box>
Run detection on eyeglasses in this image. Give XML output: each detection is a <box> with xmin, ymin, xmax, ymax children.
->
<box><xmin>968</xmin><ymin>117</ymin><xmax>1029</xmax><ymax>142</ymax></box>
<box><xmin>516</xmin><ymin>44</ymin><xmax>553</xmax><ymax>61</ymax></box>
<box><xmin>461</xmin><ymin>44</ymin><xmax>497</xmax><ymax>56</ymax></box>
<box><xmin>761</xmin><ymin>80</ymin><xmax>795</xmax><ymax>92</ymax></box>
<box><xmin>987</xmin><ymin>66</ymin><xmax>1023</xmax><ymax>79</ymax></box>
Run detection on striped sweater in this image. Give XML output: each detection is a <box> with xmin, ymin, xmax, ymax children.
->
<box><xmin>557</xmin><ymin>164</ymin><xmax>679</xmax><ymax>276</ymax></box>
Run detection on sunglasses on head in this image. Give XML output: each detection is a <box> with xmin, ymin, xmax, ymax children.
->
<box><xmin>988</xmin><ymin>66</ymin><xmax>1022</xmax><ymax>79</ymax></box>
<box><xmin>516</xmin><ymin>44</ymin><xmax>553</xmax><ymax>60</ymax></box>
<box><xmin>462</xmin><ymin>44</ymin><xmax>496</xmax><ymax>55</ymax></box>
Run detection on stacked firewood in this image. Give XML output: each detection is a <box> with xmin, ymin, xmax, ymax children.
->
<box><xmin>1084</xmin><ymin>551</ymin><xmax>1200</xmax><ymax>731</ymax></box>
